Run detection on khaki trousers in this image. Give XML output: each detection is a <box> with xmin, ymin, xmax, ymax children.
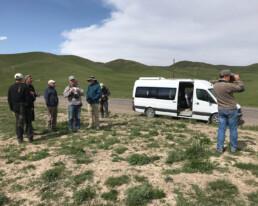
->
<box><xmin>88</xmin><ymin>104</ymin><xmax>99</xmax><ymax>128</ymax></box>
<box><xmin>47</xmin><ymin>107</ymin><xmax>58</xmax><ymax>130</ymax></box>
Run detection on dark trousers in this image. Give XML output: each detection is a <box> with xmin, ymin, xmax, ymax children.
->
<box><xmin>100</xmin><ymin>101</ymin><xmax>109</xmax><ymax>118</ymax></box>
<box><xmin>25</xmin><ymin>107</ymin><xmax>33</xmax><ymax>140</ymax></box>
<box><xmin>15</xmin><ymin>112</ymin><xmax>24</xmax><ymax>143</ymax></box>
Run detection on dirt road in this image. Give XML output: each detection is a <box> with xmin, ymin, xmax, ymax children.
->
<box><xmin>1</xmin><ymin>96</ymin><xmax>257</xmax><ymax>125</ymax></box>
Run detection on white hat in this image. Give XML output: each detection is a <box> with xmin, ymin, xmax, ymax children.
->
<box><xmin>14</xmin><ymin>73</ymin><xmax>23</xmax><ymax>79</ymax></box>
<box><xmin>100</xmin><ymin>83</ymin><xmax>104</xmax><ymax>87</ymax></box>
<box><xmin>69</xmin><ymin>76</ymin><xmax>75</xmax><ymax>81</ymax></box>
<box><xmin>48</xmin><ymin>80</ymin><xmax>56</xmax><ymax>84</ymax></box>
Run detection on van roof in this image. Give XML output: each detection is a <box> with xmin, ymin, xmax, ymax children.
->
<box><xmin>136</xmin><ymin>77</ymin><xmax>214</xmax><ymax>88</ymax></box>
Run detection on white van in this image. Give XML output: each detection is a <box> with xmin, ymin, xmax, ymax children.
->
<box><xmin>132</xmin><ymin>77</ymin><xmax>242</xmax><ymax>123</ymax></box>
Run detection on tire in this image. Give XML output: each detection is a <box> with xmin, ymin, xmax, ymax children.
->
<box><xmin>145</xmin><ymin>108</ymin><xmax>155</xmax><ymax>118</ymax></box>
<box><xmin>210</xmin><ymin>113</ymin><xmax>218</xmax><ymax>123</ymax></box>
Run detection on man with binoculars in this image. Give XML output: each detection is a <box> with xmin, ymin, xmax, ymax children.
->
<box><xmin>214</xmin><ymin>69</ymin><xmax>245</xmax><ymax>154</ymax></box>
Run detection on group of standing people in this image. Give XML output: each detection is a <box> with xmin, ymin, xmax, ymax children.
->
<box><xmin>8</xmin><ymin>73</ymin><xmax>110</xmax><ymax>143</ymax></box>
<box><xmin>8</xmin><ymin>70</ymin><xmax>245</xmax><ymax>154</ymax></box>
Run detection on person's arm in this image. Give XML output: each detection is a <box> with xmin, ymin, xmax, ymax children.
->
<box><xmin>8</xmin><ymin>87</ymin><xmax>13</xmax><ymax>111</ymax></box>
<box><xmin>106</xmin><ymin>87</ymin><xmax>110</xmax><ymax>97</ymax></box>
<box><xmin>44</xmin><ymin>88</ymin><xmax>50</xmax><ymax>106</ymax></box>
<box><xmin>78</xmin><ymin>86</ymin><xmax>84</xmax><ymax>96</ymax></box>
<box><xmin>230</xmin><ymin>75</ymin><xmax>245</xmax><ymax>93</ymax></box>
<box><xmin>95</xmin><ymin>85</ymin><xmax>102</xmax><ymax>100</ymax></box>
<box><xmin>63</xmin><ymin>86</ymin><xmax>71</xmax><ymax>98</ymax></box>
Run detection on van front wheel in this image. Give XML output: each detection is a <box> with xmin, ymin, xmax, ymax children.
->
<box><xmin>145</xmin><ymin>108</ymin><xmax>155</xmax><ymax>117</ymax></box>
<box><xmin>210</xmin><ymin>113</ymin><xmax>218</xmax><ymax>124</ymax></box>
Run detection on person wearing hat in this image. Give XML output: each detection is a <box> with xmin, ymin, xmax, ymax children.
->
<box><xmin>24</xmin><ymin>75</ymin><xmax>36</xmax><ymax>141</ymax></box>
<box><xmin>63</xmin><ymin>76</ymin><xmax>84</xmax><ymax>132</ymax></box>
<box><xmin>214</xmin><ymin>69</ymin><xmax>245</xmax><ymax>154</ymax></box>
<box><xmin>86</xmin><ymin>76</ymin><xmax>102</xmax><ymax>129</ymax></box>
<box><xmin>99</xmin><ymin>83</ymin><xmax>110</xmax><ymax>118</ymax></box>
<box><xmin>8</xmin><ymin>73</ymin><xmax>28</xmax><ymax>144</ymax></box>
<box><xmin>44</xmin><ymin>80</ymin><xmax>59</xmax><ymax>131</ymax></box>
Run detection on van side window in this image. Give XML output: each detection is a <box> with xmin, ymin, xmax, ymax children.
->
<box><xmin>136</xmin><ymin>87</ymin><xmax>176</xmax><ymax>100</ymax></box>
<box><xmin>196</xmin><ymin>89</ymin><xmax>215</xmax><ymax>103</ymax></box>
<box><xmin>136</xmin><ymin>87</ymin><xmax>149</xmax><ymax>98</ymax></box>
<box><xmin>157</xmin><ymin>88</ymin><xmax>176</xmax><ymax>100</ymax></box>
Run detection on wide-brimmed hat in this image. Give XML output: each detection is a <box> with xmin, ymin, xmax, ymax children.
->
<box><xmin>220</xmin><ymin>69</ymin><xmax>234</xmax><ymax>76</ymax></box>
<box><xmin>87</xmin><ymin>76</ymin><xmax>96</xmax><ymax>82</ymax></box>
<box><xmin>48</xmin><ymin>80</ymin><xmax>56</xmax><ymax>84</ymax></box>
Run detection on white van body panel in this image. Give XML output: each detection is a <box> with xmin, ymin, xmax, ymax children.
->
<box><xmin>132</xmin><ymin>77</ymin><xmax>242</xmax><ymax>122</ymax></box>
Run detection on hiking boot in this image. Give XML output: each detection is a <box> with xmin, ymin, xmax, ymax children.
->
<box><xmin>231</xmin><ymin>148</ymin><xmax>237</xmax><ymax>153</ymax></box>
<box><xmin>216</xmin><ymin>149</ymin><xmax>223</xmax><ymax>154</ymax></box>
<box><xmin>29</xmin><ymin>138</ymin><xmax>34</xmax><ymax>143</ymax></box>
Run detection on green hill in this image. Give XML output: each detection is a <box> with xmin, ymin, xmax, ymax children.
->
<box><xmin>1</xmin><ymin>52</ymin><xmax>257</xmax><ymax>107</ymax></box>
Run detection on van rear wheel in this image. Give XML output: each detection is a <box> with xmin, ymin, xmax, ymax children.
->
<box><xmin>211</xmin><ymin>113</ymin><xmax>218</xmax><ymax>123</ymax></box>
<box><xmin>145</xmin><ymin>108</ymin><xmax>155</xmax><ymax>117</ymax></box>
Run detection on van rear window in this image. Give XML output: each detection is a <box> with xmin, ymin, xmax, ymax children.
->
<box><xmin>135</xmin><ymin>87</ymin><xmax>176</xmax><ymax>100</ymax></box>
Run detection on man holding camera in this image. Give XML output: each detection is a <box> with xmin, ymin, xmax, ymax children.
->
<box><xmin>214</xmin><ymin>69</ymin><xmax>245</xmax><ymax>154</ymax></box>
<box><xmin>63</xmin><ymin>76</ymin><xmax>84</xmax><ymax>132</ymax></box>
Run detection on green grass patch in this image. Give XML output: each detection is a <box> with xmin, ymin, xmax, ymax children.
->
<box><xmin>41</xmin><ymin>166</ymin><xmax>65</xmax><ymax>182</ymax></box>
<box><xmin>105</xmin><ymin>175</ymin><xmax>130</xmax><ymax>187</ymax></box>
<box><xmin>114</xmin><ymin>146</ymin><xmax>128</xmax><ymax>154</ymax></box>
<box><xmin>0</xmin><ymin>192</ymin><xmax>9</xmax><ymax>206</ymax></box>
<box><xmin>134</xmin><ymin>175</ymin><xmax>148</xmax><ymax>183</ymax></box>
<box><xmin>125</xmin><ymin>183</ymin><xmax>165</xmax><ymax>206</ymax></box>
<box><xmin>234</xmin><ymin>162</ymin><xmax>258</xmax><ymax>177</ymax></box>
<box><xmin>74</xmin><ymin>170</ymin><xmax>94</xmax><ymax>185</ymax></box>
<box><xmin>72</xmin><ymin>186</ymin><xmax>96</xmax><ymax>205</ymax></box>
<box><xmin>127</xmin><ymin>153</ymin><xmax>160</xmax><ymax>165</ymax></box>
<box><xmin>247</xmin><ymin>190</ymin><xmax>258</xmax><ymax>205</ymax></box>
<box><xmin>101</xmin><ymin>189</ymin><xmax>118</xmax><ymax>201</ymax></box>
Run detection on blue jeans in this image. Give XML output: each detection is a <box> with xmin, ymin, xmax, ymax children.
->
<box><xmin>217</xmin><ymin>109</ymin><xmax>238</xmax><ymax>151</ymax></box>
<box><xmin>68</xmin><ymin>105</ymin><xmax>81</xmax><ymax>130</ymax></box>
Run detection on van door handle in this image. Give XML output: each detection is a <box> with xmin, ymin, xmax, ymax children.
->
<box><xmin>195</xmin><ymin>102</ymin><xmax>199</xmax><ymax>105</ymax></box>
<box><xmin>173</xmin><ymin>101</ymin><xmax>177</xmax><ymax>103</ymax></box>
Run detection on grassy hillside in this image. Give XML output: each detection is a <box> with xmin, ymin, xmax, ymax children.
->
<box><xmin>0</xmin><ymin>52</ymin><xmax>257</xmax><ymax>107</ymax></box>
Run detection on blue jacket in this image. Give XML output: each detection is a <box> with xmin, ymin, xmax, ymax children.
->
<box><xmin>86</xmin><ymin>81</ymin><xmax>102</xmax><ymax>104</ymax></box>
<box><xmin>44</xmin><ymin>86</ymin><xmax>59</xmax><ymax>107</ymax></box>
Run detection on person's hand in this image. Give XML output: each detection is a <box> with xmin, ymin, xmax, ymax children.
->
<box><xmin>30</xmin><ymin>91</ymin><xmax>35</xmax><ymax>96</ymax></box>
<box><xmin>70</xmin><ymin>88</ymin><xmax>74</xmax><ymax>92</ymax></box>
<box><xmin>76</xmin><ymin>88</ymin><xmax>79</xmax><ymax>92</ymax></box>
<box><xmin>234</xmin><ymin>74</ymin><xmax>239</xmax><ymax>80</ymax></box>
<box><xmin>102</xmin><ymin>95</ymin><xmax>105</xmax><ymax>98</ymax></box>
<box><xmin>48</xmin><ymin>107</ymin><xmax>51</xmax><ymax>110</ymax></box>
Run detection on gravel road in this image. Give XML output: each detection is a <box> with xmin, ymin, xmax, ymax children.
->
<box><xmin>2</xmin><ymin>96</ymin><xmax>257</xmax><ymax>125</ymax></box>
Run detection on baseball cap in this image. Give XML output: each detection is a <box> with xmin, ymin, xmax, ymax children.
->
<box><xmin>220</xmin><ymin>69</ymin><xmax>234</xmax><ymax>76</ymax></box>
<box><xmin>48</xmin><ymin>80</ymin><xmax>56</xmax><ymax>84</ymax></box>
<box><xmin>14</xmin><ymin>73</ymin><xmax>23</xmax><ymax>79</ymax></box>
<box><xmin>100</xmin><ymin>83</ymin><xmax>104</xmax><ymax>87</ymax></box>
<box><xmin>87</xmin><ymin>76</ymin><xmax>96</xmax><ymax>82</ymax></box>
<box><xmin>69</xmin><ymin>76</ymin><xmax>75</xmax><ymax>81</ymax></box>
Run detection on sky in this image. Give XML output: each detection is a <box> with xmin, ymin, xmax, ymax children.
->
<box><xmin>1</xmin><ymin>0</ymin><xmax>258</xmax><ymax>66</ymax></box>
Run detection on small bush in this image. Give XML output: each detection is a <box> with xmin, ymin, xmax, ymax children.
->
<box><xmin>247</xmin><ymin>190</ymin><xmax>258</xmax><ymax>205</ymax></box>
<box><xmin>0</xmin><ymin>193</ymin><xmax>8</xmax><ymax>206</ymax></box>
<box><xmin>234</xmin><ymin>162</ymin><xmax>258</xmax><ymax>177</ymax></box>
<box><xmin>105</xmin><ymin>175</ymin><xmax>130</xmax><ymax>187</ymax></box>
<box><xmin>125</xmin><ymin>184</ymin><xmax>165</xmax><ymax>206</ymax></box>
<box><xmin>101</xmin><ymin>189</ymin><xmax>118</xmax><ymax>201</ymax></box>
<box><xmin>74</xmin><ymin>170</ymin><xmax>93</xmax><ymax>185</ymax></box>
<box><xmin>208</xmin><ymin>179</ymin><xmax>238</xmax><ymax>198</ymax></box>
<box><xmin>166</xmin><ymin>149</ymin><xmax>186</xmax><ymax>164</ymax></box>
<box><xmin>114</xmin><ymin>146</ymin><xmax>128</xmax><ymax>154</ymax></box>
<box><xmin>73</xmin><ymin>186</ymin><xmax>96</xmax><ymax>205</ymax></box>
<box><xmin>134</xmin><ymin>175</ymin><xmax>148</xmax><ymax>183</ymax></box>
<box><xmin>182</xmin><ymin>159</ymin><xmax>215</xmax><ymax>173</ymax></box>
<box><xmin>127</xmin><ymin>154</ymin><xmax>150</xmax><ymax>165</ymax></box>
<box><xmin>42</xmin><ymin>167</ymin><xmax>64</xmax><ymax>182</ymax></box>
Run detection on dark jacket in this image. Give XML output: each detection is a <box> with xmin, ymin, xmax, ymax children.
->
<box><xmin>100</xmin><ymin>86</ymin><xmax>110</xmax><ymax>102</ymax></box>
<box><xmin>44</xmin><ymin>86</ymin><xmax>59</xmax><ymax>107</ymax></box>
<box><xmin>86</xmin><ymin>81</ymin><xmax>102</xmax><ymax>104</ymax></box>
<box><xmin>26</xmin><ymin>84</ymin><xmax>36</xmax><ymax>108</ymax></box>
<box><xmin>8</xmin><ymin>82</ymin><xmax>28</xmax><ymax>112</ymax></box>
